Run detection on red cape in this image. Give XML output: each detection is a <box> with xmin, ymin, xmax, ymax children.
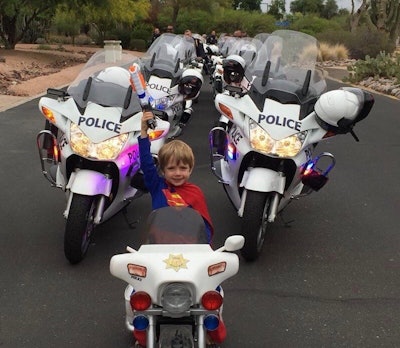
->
<box><xmin>168</xmin><ymin>182</ymin><xmax>214</xmax><ymax>237</ymax></box>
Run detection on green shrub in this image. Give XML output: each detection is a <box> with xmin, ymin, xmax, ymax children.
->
<box><xmin>316</xmin><ymin>28</ymin><xmax>352</xmax><ymax>46</ymax></box>
<box><xmin>290</xmin><ymin>14</ymin><xmax>341</xmax><ymax>37</ymax></box>
<box><xmin>346</xmin><ymin>51</ymin><xmax>400</xmax><ymax>84</ymax></box>
<box><xmin>345</xmin><ymin>26</ymin><xmax>395</xmax><ymax>59</ymax></box>
<box><xmin>36</xmin><ymin>44</ymin><xmax>52</xmax><ymax>50</ymax></box>
<box><xmin>35</xmin><ymin>38</ymin><xmax>47</xmax><ymax>44</ymax></box>
<box><xmin>109</xmin><ymin>26</ymin><xmax>132</xmax><ymax>49</ymax></box>
<box><xmin>129</xmin><ymin>39</ymin><xmax>147</xmax><ymax>51</ymax></box>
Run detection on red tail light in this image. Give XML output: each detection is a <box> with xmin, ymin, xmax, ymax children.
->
<box><xmin>201</xmin><ymin>291</ymin><xmax>223</xmax><ymax>310</ymax></box>
<box><xmin>130</xmin><ymin>291</ymin><xmax>151</xmax><ymax>311</ymax></box>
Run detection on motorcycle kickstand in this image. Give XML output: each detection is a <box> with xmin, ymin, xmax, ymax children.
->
<box><xmin>122</xmin><ymin>207</ymin><xmax>139</xmax><ymax>229</ymax></box>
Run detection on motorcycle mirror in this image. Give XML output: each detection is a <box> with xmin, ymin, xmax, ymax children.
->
<box><xmin>223</xmin><ymin>235</ymin><xmax>245</xmax><ymax>252</ymax></box>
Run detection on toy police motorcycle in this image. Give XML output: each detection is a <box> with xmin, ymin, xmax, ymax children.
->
<box><xmin>110</xmin><ymin>206</ymin><xmax>244</xmax><ymax>347</ymax></box>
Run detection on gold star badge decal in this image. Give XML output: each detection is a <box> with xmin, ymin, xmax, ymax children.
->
<box><xmin>163</xmin><ymin>253</ymin><xmax>189</xmax><ymax>272</ymax></box>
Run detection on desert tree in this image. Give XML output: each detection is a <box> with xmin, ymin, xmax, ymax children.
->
<box><xmin>349</xmin><ymin>0</ymin><xmax>400</xmax><ymax>45</ymax></box>
<box><xmin>0</xmin><ymin>0</ymin><xmax>60</xmax><ymax>48</ymax></box>
<box><xmin>232</xmin><ymin>0</ymin><xmax>262</xmax><ymax>11</ymax></box>
<box><xmin>81</xmin><ymin>0</ymin><xmax>149</xmax><ymax>44</ymax></box>
<box><xmin>152</xmin><ymin>0</ymin><xmax>231</xmax><ymax>30</ymax></box>
<box><xmin>268</xmin><ymin>0</ymin><xmax>286</xmax><ymax>20</ymax></box>
<box><xmin>290</xmin><ymin>0</ymin><xmax>324</xmax><ymax>15</ymax></box>
<box><xmin>321</xmin><ymin>0</ymin><xmax>339</xmax><ymax>19</ymax></box>
<box><xmin>0</xmin><ymin>0</ymin><xmax>111</xmax><ymax>49</ymax></box>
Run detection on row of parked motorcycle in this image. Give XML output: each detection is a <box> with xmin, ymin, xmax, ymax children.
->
<box><xmin>36</xmin><ymin>29</ymin><xmax>375</xmax><ymax>347</ymax></box>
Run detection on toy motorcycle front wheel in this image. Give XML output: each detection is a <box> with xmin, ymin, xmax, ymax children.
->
<box><xmin>64</xmin><ymin>194</ymin><xmax>96</xmax><ymax>264</ymax></box>
<box><xmin>240</xmin><ymin>190</ymin><xmax>271</xmax><ymax>261</ymax></box>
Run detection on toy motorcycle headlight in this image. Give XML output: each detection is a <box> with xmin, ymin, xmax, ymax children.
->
<box><xmin>70</xmin><ymin>123</ymin><xmax>128</xmax><ymax>160</ymax></box>
<box><xmin>249</xmin><ymin>119</ymin><xmax>307</xmax><ymax>157</ymax></box>
<box><xmin>161</xmin><ymin>283</ymin><xmax>192</xmax><ymax>315</ymax></box>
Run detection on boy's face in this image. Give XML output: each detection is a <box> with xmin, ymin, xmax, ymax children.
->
<box><xmin>163</xmin><ymin>158</ymin><xmax>192</xmax><ymax>187</ymax></box>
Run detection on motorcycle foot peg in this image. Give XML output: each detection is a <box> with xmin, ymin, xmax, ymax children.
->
<box><xmin>300</xmin><ymin>152</ymin><xmax>335</xmax><ymax>191</ymax></box>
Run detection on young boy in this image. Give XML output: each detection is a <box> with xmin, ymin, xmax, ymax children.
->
<box><xmin>135</xmin><ymin>111</ymin><xmax>226</xmax><ymax>347</ymax></box>
<box><xmin>139</xmin><ymin>111</ymin><xmax>214</xmax><ymax>242</ymax></box>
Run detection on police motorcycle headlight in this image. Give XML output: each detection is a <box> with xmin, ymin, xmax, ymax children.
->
<box><xmin>161</xmin><ymin>283</ymin><xmax>192</xmax><ymax>315</ymax></box>
<box><xmin>70</xmin><ymin>123</ymin><xmax>128</xmax><ymax>160</ymax></box>
<box><xmin>249</xmin><ymin>119</ymin><xmax>307</xmax><ymax>157</ymax></box>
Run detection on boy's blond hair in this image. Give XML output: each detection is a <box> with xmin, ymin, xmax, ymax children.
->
<box><xmin>158</xmin><ymin>140</ymin><xmax>195</xmax><ymax>170</ymax></box>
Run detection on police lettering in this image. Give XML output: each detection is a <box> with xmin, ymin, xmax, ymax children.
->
<box><xmin>148</xmin><ymin>83</ymin><xmax>170</xmax><ymax>94</ymax></box>
<box><xmin>78</xmin><ymin>116</ymin><xmax>122</xmax><ymax>134</ymax></box>
<box><xmin>127</xmin><ymin>149</ymin><xmax>139</xmax><ymax>164</ymax></box>
<box><xmin>258</xmin><ymin>114</ymin><xmax>301</xmax><ymax>131</ymax></box>
<box><xmin>230</xmin><ymin>125</ymin><xmax>243</xmax><ymax>144</ymax></box>
<box><xmin>59</xmin><ymin>136</ymin><xmax>68</xmax><ymax>149</ymax></box>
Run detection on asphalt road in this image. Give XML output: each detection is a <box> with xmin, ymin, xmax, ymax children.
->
<box><xmin>1</xmin><ymin>76</ymin><xmax>399</xmax><ymax>348</ymax></box>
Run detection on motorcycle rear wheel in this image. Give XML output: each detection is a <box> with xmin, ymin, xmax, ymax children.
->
<box><xmin>64</xmin><ymin>194</ymin><xmax>96</xmax><ymax>264</ymax></box>
<box><xmin>240</xmin><ymin>190</ymin><xmax>271</xmax><ymax>261</ymax></box>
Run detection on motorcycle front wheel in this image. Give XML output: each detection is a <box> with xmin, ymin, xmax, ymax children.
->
<box><xmin>64</xmin><ymin>194</ymin><xmax>96</xmax><ymax>264</ymax></box>
<box><xmin>240</xmin><ymin>190</ymin><xmax>271</xmax><ymax>261</ymax></box>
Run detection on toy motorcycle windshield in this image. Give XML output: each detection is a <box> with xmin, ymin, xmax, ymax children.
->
<box><xmin>138</xmin><ymin>206</ymin><xmax>209</xmax><ymax>245</ymax></box>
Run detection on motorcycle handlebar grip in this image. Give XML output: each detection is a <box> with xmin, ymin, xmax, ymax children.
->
<box><xmin>143</xmin><ymin>103</ymin><xmax>156</xmax><ymax>129</ymax></box>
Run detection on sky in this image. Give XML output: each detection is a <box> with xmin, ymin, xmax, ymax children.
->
<box><xmin>261</xmin><ymin>0</ymin><xmax>354</xmax><ymax>13</ymax></box>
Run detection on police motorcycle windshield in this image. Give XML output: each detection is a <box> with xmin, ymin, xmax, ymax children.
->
<box><xmin>245</xmin><ymin>30</ymin><xmax>327</xmax><ymax>110</ymax></box>
<box><xmin>141</xmin><ymin>33</ymin><xmax>197</xmax><ymax>82</ymax></box>
<box><xmin>219</xmin><ymin>35</ymin><xmax>241</xmax><ymax>57</ymax></box>
<box><xmin>67</xmin><ymin>49</ymin><xmax>142</xmax><ymax>118</ymax></box>
<box><xmin>230</xmin><ymin>37</ymin><xmax>264</xmax><ymax>66</ymax></box>
<box><xmin>139</xmin><ymin>206</ymin><xmax>209</xmax><ymax>245</ymax></box>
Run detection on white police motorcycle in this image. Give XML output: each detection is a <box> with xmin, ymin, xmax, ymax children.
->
<box><xmin>36</xmin><ymin>49</ymin><xmax>170</xmax><ymax>264</ymax></box>
<box><xmin>140</xmin><ymin>33</ymin><xmax>203</xmax><ymax>138</ymax></box>
<box><xmin>209</xmin><ymin>30</ymin><xmax>374</xmax><ymax>261</ymax></box>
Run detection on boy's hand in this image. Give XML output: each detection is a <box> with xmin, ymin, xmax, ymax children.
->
<box><xmin>141</xmin><ymin>111</ymin><xmax>155</xmax><ymax>137</ymax></box>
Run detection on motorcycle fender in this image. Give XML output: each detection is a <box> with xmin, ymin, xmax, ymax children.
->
<box><xmin>67</xmin><ymin>169</ymin><xmax>112</xmax><ymax>196</ymax></box>
<box><xmin>241</xmin><ymin>168</ymin><xmax>285</xmax><ymax>194</ymax></box>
